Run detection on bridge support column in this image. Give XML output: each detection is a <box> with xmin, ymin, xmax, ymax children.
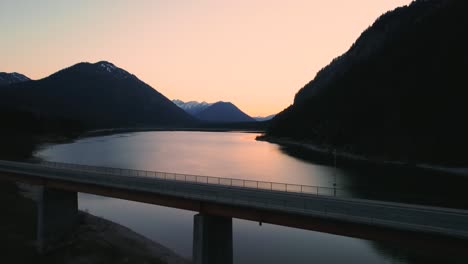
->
<box><xmin>193</xmin><ymin>213</ymin><xmax>233</xmax><ymax>264</ymax></box>
<box><xmin>36</xmin><ymin>187</ymin><xmax>78</xmax><ymax>253</ymax></box>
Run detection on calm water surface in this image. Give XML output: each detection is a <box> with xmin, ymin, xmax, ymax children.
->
<box><xmin>36</xmin><ymin>131</ymin><xmax>467</xmax><ymax>263</ymax></box>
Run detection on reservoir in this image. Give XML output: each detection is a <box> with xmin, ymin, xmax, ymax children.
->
<box><xmin>36</xmin><ymin>131</ymin><xmax>467</xmax><ymax>263</ymax></box>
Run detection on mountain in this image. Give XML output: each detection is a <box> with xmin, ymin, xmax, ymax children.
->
<box><xmin>0</xmin><ymin>61</ymin><xmax>195</xmax><ymax>128</ymax></box>
<box><xmin>267</xmin><ymin>0</ymin><xmax>468</xmax><ymax>166</ymax></box>
<box><xmin>195</xmin><ymin>102</ymin><xmax>256</xmax><ymax>123</ymax></box>
<box><xmin>173</xmin><ymin>99</ymin><xmax>256</xmax><ymax>123</ymax></box>
<box><xmin>254</xmin><ymin>114</ymin><xmax>276</xmax><ymax>122</ymax></box>
<box><xmin>0</xmin><ymin>72</ymin><xmax>30</xmax><ymax>86</ymax></box>
<box><xmin>172</xmin><ymin>99</ymin><xmax>212</xmax><ymax>115</ymax></box>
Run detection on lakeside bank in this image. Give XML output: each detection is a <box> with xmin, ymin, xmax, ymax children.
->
<box><xmin>256</xmin><ymin>135</ymin><xmax>468</xmax><ymax>177</ymax></box>
<box><xmin>0</xmin><ymin>128</ymin><xmax>192</xmax><ymax>263</ymax></box>
<box><xmin>0</xmin><ymin>179</ymin><xmax>190</xmax><ymax>264</ymax></box>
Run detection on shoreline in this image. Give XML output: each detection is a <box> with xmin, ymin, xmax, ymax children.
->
<box><xmin>74</xmin><ymin>212</ymin><xmax>190</xmax><ymax>264</ymax></box>
<box><xmin>256</xmin><ymin>135</ymin><xmax>468</xmax><ymax>176</ymax></box>
<box><xmin>17</xmin><ymin>183</ymin><xmax>190</xmax><ymax>264</ymax></box>
<box><xmin>29</xmin><ymin>128</ymin><xmax>264</xmax><ymax>161</ymax></box>
<box><xmin>1</xmin><ymin>129</ymin><xmax>192</xmax><ymax>263</ymax></box>
<box><xmin>80</xmin><ymin>127</ymin><xmax>264</xmax><ymax>139</ymax></box>
<box><xmin>35</xmin><ymin>130</ymin><xmax>468</xmax><ymax>177</ymax></box>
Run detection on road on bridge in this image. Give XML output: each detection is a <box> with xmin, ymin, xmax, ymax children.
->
<box><xmin>1</xmin><ymin>159</ymin><xmax>468</xmax><ymax>245</ymax></box>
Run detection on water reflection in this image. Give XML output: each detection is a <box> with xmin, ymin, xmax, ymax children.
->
<box><xmin>369</xmin><ymin>240</ymin><xmax>468</xmax><ymax>264</ymax></box>
<box><xmin>79</xmin><ymin>193</ymin><xmax>392</xmax><ymax>263</ymax></box>
<box><xmin>37</xmin><ymin>131</ymin><xmax>349</xmax><ymax>187</ymax></box>
<box><xmin>279</xmin><ymin>144</ymin><xmax>468</xmax><ymax>209</ymax></box>
<box><xmin>79</xmin><ymin>193</ymin><xmax>195</xmax><ymax>258</ymax></box>
<box><xmin>37</xmin><ymin>131</ymin><xmax>468</xmax><ymax>264</ymax></box>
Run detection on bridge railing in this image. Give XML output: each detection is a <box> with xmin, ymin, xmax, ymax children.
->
<box><xmin>39</xmin><ymin>161</ymin><xmax>344</xmax><ymax>197</ymax></box>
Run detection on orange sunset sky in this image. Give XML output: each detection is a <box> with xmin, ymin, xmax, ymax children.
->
<box><xmin>1</xmin><ymin>0</ymin><xmax>412</xmax><ymax>117</ymax></box>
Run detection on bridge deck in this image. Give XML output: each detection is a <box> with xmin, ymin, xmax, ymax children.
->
<box><xmin>1</xmin><ymin>160</ymin><xmax>468</xmax><ymax>242</ymax></box>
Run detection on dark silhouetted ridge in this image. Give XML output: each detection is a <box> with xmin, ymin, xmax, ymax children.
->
<box><xmin>267</xmin><ymin>0</ymin><xmax>468</xmax><ymax>166</ymax></box>
<box><xmin>195</xmin><ymin>101</ymin><xmax>256</xmax><ymax>123</ymax></box>
<box><xmin>0</xmin><ymin>72</ymin><xmax>30</xmax><ymax>86</ymax></box>
<box><xmin>0</xmin><ymin>61</ymin><xmax>195</xmax><ymax>129</ymax></box>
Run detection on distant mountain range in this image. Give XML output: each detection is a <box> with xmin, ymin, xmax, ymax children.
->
<box><xmin>172</xmin><ymin>99</ymin><xmax>212</xmax><ymax>115</ymax></box>
<box><xmin>0</xmin><ymin>61</ymin><xmax>195</xmax><ymax>128</ymax></box>
<box><xmin>173</xmin><ymin>99</ymin><xmax>257</xmax><ymax>123</ymax></box>
<box><xmin>253</xmin><ymin>115</ymin><xmax>275</xmax><ymax>122</ymax></box>
<box><xmin>0</xmin><ymin>72</ymin><xmax>30</xmax><ymax>86</ymax></box>
<box><xmin>267</xmin><ymin>0</ymin><xmax>468</xmax><ymax>166</ymax></box>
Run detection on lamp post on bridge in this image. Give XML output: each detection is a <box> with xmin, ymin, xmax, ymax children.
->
<box><xmin>333</xmin><ymin>149</ymin><xmax>337</xmax><ymax>197</ymax></box>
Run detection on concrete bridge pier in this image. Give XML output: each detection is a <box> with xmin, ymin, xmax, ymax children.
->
<box><xmin>193</xmin><ymin>213</ymin><xmax>233</xmax><ymax>264</ymax></box>
<box><xmin>36</xmin><ymin>187</ymin><xmax>78</xmax><ymax>253</ymax></box>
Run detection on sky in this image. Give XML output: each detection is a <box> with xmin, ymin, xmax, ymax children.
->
<box><xmin>1</xmin><ymin>0</ymin><xmax>412</xmax><ymax>117</ymax></box>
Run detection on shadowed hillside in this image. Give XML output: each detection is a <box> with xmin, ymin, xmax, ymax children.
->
<box><xmin>0</xmin><ymin>108</ymin><xmax>85</xmax><ymax>160</ymax></box>
<box><xmin>0</xmin><ymin>72</ymin><xmax>30</xmax><ymax>86</ymax></box>
<box><xmin>267</xmin><ymin>0</ymin><xmax>468</xmax><ymax>166</ymax></box>
<box><xmin>0</xmin><ymin>61</ymin><xmax>195</xmax><ymax>129</ymax></box>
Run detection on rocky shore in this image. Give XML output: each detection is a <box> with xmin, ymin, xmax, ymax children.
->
<box><xmin>0</xmin><ymin>181</ymin><xmax>190</xmax><ymax>264</ymax></box>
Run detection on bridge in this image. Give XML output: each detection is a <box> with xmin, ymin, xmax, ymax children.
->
<box><xmin>1</xmin><ymin>159</ymin><xmax>468</xmax><ymax>264</ymax></box>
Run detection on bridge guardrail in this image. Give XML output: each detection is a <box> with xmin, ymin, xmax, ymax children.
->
<box><xmin>39</xmin><ymin>161</ymin><xmax>344</xmax><ymax>197</ymax></box>
<box><xmin>28</xmin><ymin>160</ymin><xmax>468</xmax><ymax>211</ymax></box>
<box><xmin>3</xmin><ymin>159</ymin><xmax>467</xmax><ymax>239</ymax></box>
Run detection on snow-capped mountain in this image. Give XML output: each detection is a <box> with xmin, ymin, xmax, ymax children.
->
<box><xmin>0</xmin><ymin>61</ymin><xmax>195</xmax><ymax>128</ymax></box>
<box><xmin>173</xmin><ymin>99</ymin><xmax>256</xmax><ymax>123</ymax></box>
<box><xmin>0</xmin><ymin>72</ymin><xmax>30</xmax><ymax>86</ymax></box>
<box><xmin>172</xmin><ymin>99</ymin><xmax>212</xmax><ymax>115</ymax></box>
<box><xmin>95</xmin><ymin>61</ymin><xmax>134</xmax><ymax>79</ymax></box>
<box><xmin>52</xmin><ymin>61</ymin><xmax>134</xmax><ymax>81</ymax></box>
